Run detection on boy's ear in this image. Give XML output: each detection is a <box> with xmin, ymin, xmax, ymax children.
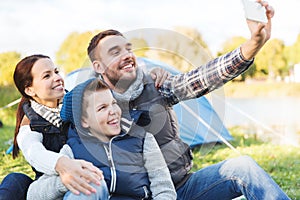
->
<box><xmin>93</xmin><ymin>61</ymin><xmax>105</xmax><ymax>74</ymax></box>
<box><xmin>25</xmin><ymin>86</ymin><xmax>35</xmax><ymax>97</ymax></box>
<box><xmin>81</xmin><ymin>117</ymin><xmax>89</xmax><ymax>128</ymax></box>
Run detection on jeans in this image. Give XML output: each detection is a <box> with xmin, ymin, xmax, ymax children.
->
<box><xmin>177</xmin><ymin>156</ymin><xmax>290</xmax><ymax>200</ymax></box>
<box><xmin>63</xmin><ymin>180</ymin><xmax>109</xmax><ymax>200</ymax></box>
<box><xmin>0</xmin><ymin>172</ymin><xmax>33</xmax><ymax>200</ymax></box>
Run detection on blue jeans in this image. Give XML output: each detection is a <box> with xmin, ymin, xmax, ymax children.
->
<box><xmin>0</xmin><ymin>172</ymin><xmax>33</xmax><ymax>200</ymax></box>
<box><xmin>177</xmin><ymin>156</ymin><xmax>290</xmax><ymax>200</ymax></box>
<box><xmin>63</xmin><ymin>180</ymin><xmax>109</xmax><ymax>200</ymax></box>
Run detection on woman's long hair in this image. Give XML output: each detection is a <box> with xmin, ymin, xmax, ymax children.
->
<box><xmin>12</xmin><ymin>54</ymin><xmax>49</xmax><ymax>158</ymax></box>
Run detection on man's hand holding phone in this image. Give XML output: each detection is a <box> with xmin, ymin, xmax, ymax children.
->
<box><xmin>241</xmin><ymin>0</ymin><xmax>268</xmax><ymax>23</ymax></box>
<box><xmin>239</xmin><ymin>0</ymin><xmax>274</xmax><ymax>60</ymax></box>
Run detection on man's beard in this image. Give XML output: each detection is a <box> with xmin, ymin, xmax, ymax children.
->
<box><xmin>106</xmin><ymin>71</ymin><xmax>135</xmax><ymax>91</ymax></box>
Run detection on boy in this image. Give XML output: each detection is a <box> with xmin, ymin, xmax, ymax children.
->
<box><xmin>28</xmin><ymin>78</ymin><xmax>176</xmax><ymax>200</ymax></box>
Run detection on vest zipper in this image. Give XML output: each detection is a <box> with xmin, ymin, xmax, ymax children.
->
<box><xmin>103</xmin><ymin>122</ymin><xmax>134</xmax><ymax>194</ymax></box>
<box><xmin>142</xmin><ymin>186</ymin><xmax>150</xmax><ymax>199</ymax></box>
<box><xmin>103</xmin><ymin>144</ymin><xmax>117</xmax><ymax>193</ymax></box>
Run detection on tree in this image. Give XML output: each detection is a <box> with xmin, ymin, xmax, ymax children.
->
<box><xmin>217</xmin><ymin>36</ymin><xmax>247</xmax><ymax>55</ymax></box>
<box><xmin>0</xmin><ymin>51</ymin><xmax>21</xmax><ymax>86</ymax></box>
<box><xmin>146</xmin><ymin>27</ymin><xmax>212</xmax><ymax>72</ymax></box>
<box><xmin>129</xmin><ymin>38</ymin><xmax>149</xmax><ymax>58</ymax></box>
<box><xmin>255</xmin><ymin>38</ymin><xmax>287</xmax><ymax>79</ymax></box>
<box><xmin>56</xmin><ymin>30</ymin><xmax>101</xmax><ymax>74</ymax></box>
<box><xmin>284</xmin><ymin>33</ymin><xmax>300</xmax><ymax>67</ymax></box>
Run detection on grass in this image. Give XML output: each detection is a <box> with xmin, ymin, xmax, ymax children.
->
<box><xmin>0</xmin><ymin>110</ymin><xmax>34</xmax><ymax>179</ymax></box>
<box><xmin>192</xmin><ymin>127</ymin><xmax>300</xmax><ymax>199</ymax></box>
<box><xmin>0</xmin><ymin>85</ymin><xmax>36</xmax><ymax>180</ymax></box>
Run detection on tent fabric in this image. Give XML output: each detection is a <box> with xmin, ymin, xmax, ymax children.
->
<box><xmin>64</xmin><ymin>57</ymin><xmax>232</xmax><ymax>147</ymax></box>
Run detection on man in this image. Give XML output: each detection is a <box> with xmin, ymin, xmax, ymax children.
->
<box><xmin>86</xmin><ymin>1</ymin><xmax>290</xmax><ymax>199</ymax></box>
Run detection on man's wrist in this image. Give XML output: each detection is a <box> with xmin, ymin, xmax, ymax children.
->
<box><xmin>240</xmin><ymin>39</ymin><xmax>262</xmax><ymax>61</ymax></box>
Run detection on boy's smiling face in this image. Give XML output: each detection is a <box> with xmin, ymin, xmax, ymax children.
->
<box><xmin>81</xmin><ymin>89</ymin><xmax>121</xmax><ymax>142</ymax></box>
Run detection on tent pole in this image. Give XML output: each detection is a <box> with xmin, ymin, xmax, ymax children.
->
<box><xmin>0</xmin><ymin>98</ymin><xmax>21</xmax><ymax>110</ymax></box>
<box><xmin>216</xmin><ymin>96</ymin><xmax>299</xmax><ymax>147</ymax></box>
<box><xmin>180</xmin><ymin>102</ymin><xmax>241</xmax><ymax>155</ymax></box>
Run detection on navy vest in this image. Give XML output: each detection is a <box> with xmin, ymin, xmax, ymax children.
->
<box><xmin>23</xmin><ymin>102</ymin><xmax>67</xmax><ymax>179</ymax></box>
<box><xmin>67</xmin><ymin>123</ymin><xmax>151</xmax><ymax>200</ymax></box>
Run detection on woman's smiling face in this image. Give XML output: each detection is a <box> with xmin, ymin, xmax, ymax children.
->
<box><xmin>25</xmin><ymin>58</ymin><xmax>64</xmax><ymax>108</ymax></box>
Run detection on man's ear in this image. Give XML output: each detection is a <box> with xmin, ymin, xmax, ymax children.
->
<box><xmin>93</xmin><ymin>61</ymin><xmax>105</xmax><ymax>74</ymax></box>
<box><xmin>25</xmin><ymin>87</ymin><xmax>35</xmax><ymax>97</ymax></box>
<box><xmin>81</xmin><ymin>117</ymin><xmax>89</xmax><ymax>128</ymax></box>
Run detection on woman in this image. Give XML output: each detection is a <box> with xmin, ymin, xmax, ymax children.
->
<box><xmin>0</xmin><ymin>54</ymin><xmax>103</xmax><ymax>200</ymax></box>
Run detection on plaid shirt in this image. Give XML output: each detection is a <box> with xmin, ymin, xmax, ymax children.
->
<box><xmin>158</xmin><ymin>47</ymin><xmax>253</xmax><ymax>105</ymax></box>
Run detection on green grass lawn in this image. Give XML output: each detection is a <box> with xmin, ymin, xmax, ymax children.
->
<box><xmin>0</xmin><ymin>112</ymin><xmax>299</xmax><ymax>199</ymax></box>
<box><xmin>192</xmin><ymin>127</ymin><xmax>300</xmax><ymax>199</ymax></box>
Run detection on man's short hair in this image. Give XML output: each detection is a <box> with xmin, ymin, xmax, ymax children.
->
<box><xmin>87</xmin><ymin>29</ymin><xmax>124</xmax><ymax>62</ymax></box>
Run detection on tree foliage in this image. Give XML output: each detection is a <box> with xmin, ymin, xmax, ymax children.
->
<box><xmin>129</xmin><ymin>38</ymin><xmax>149</xmax><ymax>58</ymax></box>
<box><xmin>255</xmin><ymin>38</ymin><xmax>287</xmax><ymax>79</ymax></box>
<box><xmin>56</xmin><ymin>30</ymin><xmax>101</xmax><ymax>74</ymax></box>
<box><xmin>55</xmin><ymin>28</ymin><xmax>300</xmax><ymax>82</ymax></box>
<box><xmin>0</xmin><ymin>52</ymin><xmax>21</xmax><ymax>86</ymax></box>
<box><xmin>283</xmin><ymin>34</ymin><xmax>300</xmax><ymax>67</ymax></box>
<box><xmin>217</xmin><ymin>36</ymin><xmax>247</xmax><ymax>55</ymax></box>
<box><xmin>147</xmin><ymin>27</ymin><xmax>212</xmax><ymax>72</ymax></box>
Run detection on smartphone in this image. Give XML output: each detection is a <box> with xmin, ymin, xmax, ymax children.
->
<box><xmin>241</xmin><ymin>0</ymin><xmax>268</xmax><ymax>23</ymax></box>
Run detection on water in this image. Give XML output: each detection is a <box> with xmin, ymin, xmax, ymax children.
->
<box><xmin>223</xmin><ymin>97</ymin><xmax>300</xmax><ymax>127</ymax></box>
<box><xmin>209</xmin><ymin>96</ymin><xmax>300</xmax><ymax>146</ymax></box>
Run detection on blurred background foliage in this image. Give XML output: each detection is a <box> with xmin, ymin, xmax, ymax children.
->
<box><xmin>1</xmin><ymin>27</ymin><xmax>300</xmax><ymax>86</ymax></box>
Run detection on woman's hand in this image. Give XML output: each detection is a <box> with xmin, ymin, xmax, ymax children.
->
<box><xmin>55</xmin><ymin>156</ymin><xmax>104</xmax><ymax>195</ymax></box>
<box><xmin>149</xmin><ymin>67</ymin><xmax>171</xmax><ymax>88</ymax></box>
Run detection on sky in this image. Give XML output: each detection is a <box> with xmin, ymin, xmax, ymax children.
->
<box><xmin>1</xmin><ymin>0</ymin><xmax>300</xmax><ymax>59</ymax></box>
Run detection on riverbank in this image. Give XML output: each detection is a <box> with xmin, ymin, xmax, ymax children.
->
<box><xmin>222</xmin><ymin>82</ymin><xmax>300</xmax><ymax>98</ymax></box>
